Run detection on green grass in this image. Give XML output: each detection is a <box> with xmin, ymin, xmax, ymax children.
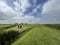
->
<box><xmin>0</xmin><ymin>24</ymin><xmax>17</xmax><ymax>32</ymax></box>
<box><xmin>0</xmin><ymin>24</ymin><xmax>34</xmax><ymax>45</ymax></box>
<box><xmin>12</xmin><ymin>25</ymin><xmax>60</xmax><ymax>45</ymax></box>
<box><xmin>0</xmin><ymin>24</ymin><xmax>60</xmax><ymax>45</ymax></box>
<box><xmin>0</xmin><ymin>24</ymin><xmax>11</xmax><ymax>28</ymax></box>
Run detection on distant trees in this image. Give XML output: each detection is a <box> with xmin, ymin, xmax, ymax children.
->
<box><xmin>45</xmin><ymin>24</ymin><xmax>60</xmax><ymax>30</ymax></box>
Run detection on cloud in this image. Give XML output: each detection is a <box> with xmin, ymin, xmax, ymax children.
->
<box><xmin>41</xmin><ymin>0</ymin><xmax>60</xmax><ymax>24</ymax></box>
<box><xmin>13</xmin><ymin>14</ymin><xmax>40</xmax><ymax>24</ymax></box>
<box><xmin>0</xmin><ymin>0</ymin><xmax>17</xmax><ymax>20</ymax></box>
<box><xmin>0</xmin><ymin>0</ymin><xmax>41</xmax><ymax>24</ymax></box>
<box><xmin>0</xmin><ymin>0</ymin><xmax>18</xmax><ymax>23</ymax></box>
<box><xmin>13</xmin><ymin>0</ymin><xmax>41</xmax><ymax>24</ymax></box>
<box><xmin>13</xmin><ymin>0</ymin><xmax>31</xmax><ymax>12</ymax></box>
<box><xmin>0</xmin><ymin>0</ymin><xmax>60</xmax><ymax>24</ymax></box>
<box><xmin>40</xmin><ymin>15</ymin><xmax>60</xmax><ymax>24</ymax></box>
<box><xmin>32</xmin><ymin>4</ymin><xmax>41</xmax><ymax>13</ymax></box>
<box><xmin>42</xmin><ymin>0</ymin><xmax>60</xmax><ymax>15</ymax></box>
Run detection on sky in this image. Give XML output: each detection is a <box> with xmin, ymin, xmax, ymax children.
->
<box><xmin>0</xmin><ymin>0</ymin><xmax>60</xmax><ymax>24</ymax></box>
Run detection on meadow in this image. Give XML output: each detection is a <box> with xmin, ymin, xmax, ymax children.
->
<box><xmin>12</xmin><ymin>24</ymin><xmax>60</xmax><ymax>45</ymax></box>
<box><xmin>0</xmin><ymin>24</ymin><xmax>60</xmax><ymax>45</ymax></box>
<box><xmin>0</xmin><ymin>24</ymin><xmax>34</xmax><ymax>45</ymax></box>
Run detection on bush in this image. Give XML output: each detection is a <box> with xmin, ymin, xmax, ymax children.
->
<box><xmin>45</xmin><ymin>24</ymin><xmax>60</xmax><ymax>30</ymax></box>
<box><xmin>0</xmin><ymin>30</ymin><xmax>20</xmax><ymax>45</ymax></box>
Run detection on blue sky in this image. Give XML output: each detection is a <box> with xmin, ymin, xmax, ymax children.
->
<box><xmin>0</xmin><ymin>0</ymin><xmax>60</xmax><ymax>24</ymax></box>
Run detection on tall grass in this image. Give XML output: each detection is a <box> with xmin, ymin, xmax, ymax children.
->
<box><xmin>0</xmin><ymin>30</ymin><xmax>20</xmax><ymax>45</ymax></box>
<box><xmin>0</xmin><ymin>24</ymin><xmax>17</xmax><ymax>31</ymax></box>
<box><xmin>45</xmin><ymin>24</ymin><xmax>60</xmax><ymax>30</ymax></box>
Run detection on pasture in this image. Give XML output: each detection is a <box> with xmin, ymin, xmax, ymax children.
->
<box><xmin>0</xmin><ymin>24</ymin><xmax>60</xmax><ymax>45</ymax></box>
<box><xmin>12</xmin><ymin>24</ymin><xmax>60</xmax><ymax>45</ymax></box>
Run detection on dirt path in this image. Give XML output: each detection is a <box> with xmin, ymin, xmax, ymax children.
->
<box><xmin>11</xmin><ymin>26</ymin><xmax>35</xmax><ymax>45</ymax></box>
<box><xmin>6</xmin><ymin>25</ymin><xmax>31</xmax><ymax>32</ymax></box>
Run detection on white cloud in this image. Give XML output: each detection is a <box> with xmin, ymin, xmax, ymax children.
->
<box><xmin>13</xmin><ymin>15</ymin><xmax>40</xmax><ymax>24</ymax></box>
<box><xmin>20</xmin><ymin>0</ymin><xmax>31</xmax><ymax>12</ymax></box>
<box><xmin>0</xmin><ymin>0</ymin><xmax>19</xmax><ymax>24</ymax></box>
<box><xmin>33</xmin><ymin>4</ymin><xmax>41</xmax><ymax>13</ymax></box>
<box><xmin>42</xmin><ymin>0</ymin><xmax>60</xmax><ymax>15</ymax></box>
<box><xmin>40</xmin><ymin>15</ymin><xmax>60</xmax><ymax>24</ymax></box>
<box><xmin>0</xmin><ymin>0</ymin><xmax>41</xmax><ymax>24</ymax></box>
<box><xmin>0</xmin><ymin>0</ymin><xmax>60</xmax><ymax>24</ymax></box>
<box><xmin>13</xmin><ymin>0</ymin><xmax>31</xmax><ymax>12</ymax></box>
<box><xmin>12</xmin><ymin>0</ymin><xmax>41</xmax><ymax>24</ymax></box>
<box><xmin>0</xmin><ymin>0</ymin><xmax>17</xmax><ymax>20</ymax></box>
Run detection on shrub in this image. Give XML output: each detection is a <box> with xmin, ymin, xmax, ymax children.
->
<box><xmin>0</xmin><ymin>30</ymin><xmax>20</xmax><ymax>45</ymax></box>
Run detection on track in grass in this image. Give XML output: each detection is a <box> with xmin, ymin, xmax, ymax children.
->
<box><xmin>0</xmin><ymin>24</ymin><xmax>35</xmax><ymax>45</ymax></box>
<box><xmin>12</xmin><ymin>25</ymin><xmax>60</xmax><ymax>45</ymax></box>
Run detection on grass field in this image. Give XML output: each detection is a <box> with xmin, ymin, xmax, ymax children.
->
<box><xmin>12</xmin><ymin>24</ymin><xmax>60</xmax><ymax>45</ymax></box>
<box><xmin>0</xmin><ymin>24</ymin><xmax>60</xmax><ymax>45</ymax></box>
<box><xmin>0</xmin><ymin>24</ymin><xmax>11</xmax><ymax>29</ymax></box>
<box><xmin>0</xmin><ymin>24</ymin><xmax>35</xmax><ymax>45</ymax></box>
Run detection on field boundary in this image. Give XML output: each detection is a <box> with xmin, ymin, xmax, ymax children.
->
<box><xmin>12</xmin><ymin>26</ymin><xmax>36</xmax><ymax>45</ymax></box>
<box><xmin>0</xmin><ymin>24</ymin><xmax>17</xmax><ymax>31</ymax></box>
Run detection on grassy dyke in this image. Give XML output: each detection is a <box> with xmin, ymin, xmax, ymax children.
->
<box><xmin>0</xmin><ymin>24</ymin><xmax>60</xmax><ymax>45</ymax></box>
<box><xmin>11</xmin><ymin>26</ymin><xmax>35</xmax><ymax>45</ymax></box>
<box><xmin>45</xmin><ymin>24</ymin><xmax>60</xmax><ymax>30</ymax></box>
<box><xmin>0</xmin><ymin>24</ymin><xmax>17</xmax><ymax>31</ymax></box>
<box><xmin>12</xmin><ymin>25</ymin><xmax>60</xmax><ymax>45</ymax></box>
<box><xmin>0</xmin><ymin>24</ymin><xmax>35</xmax><ymax>45</ymax></box>
<box><xmin>0</xmin><ymin>24</ymin><xmax>11</xmax><ymax>29</ymax></box>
